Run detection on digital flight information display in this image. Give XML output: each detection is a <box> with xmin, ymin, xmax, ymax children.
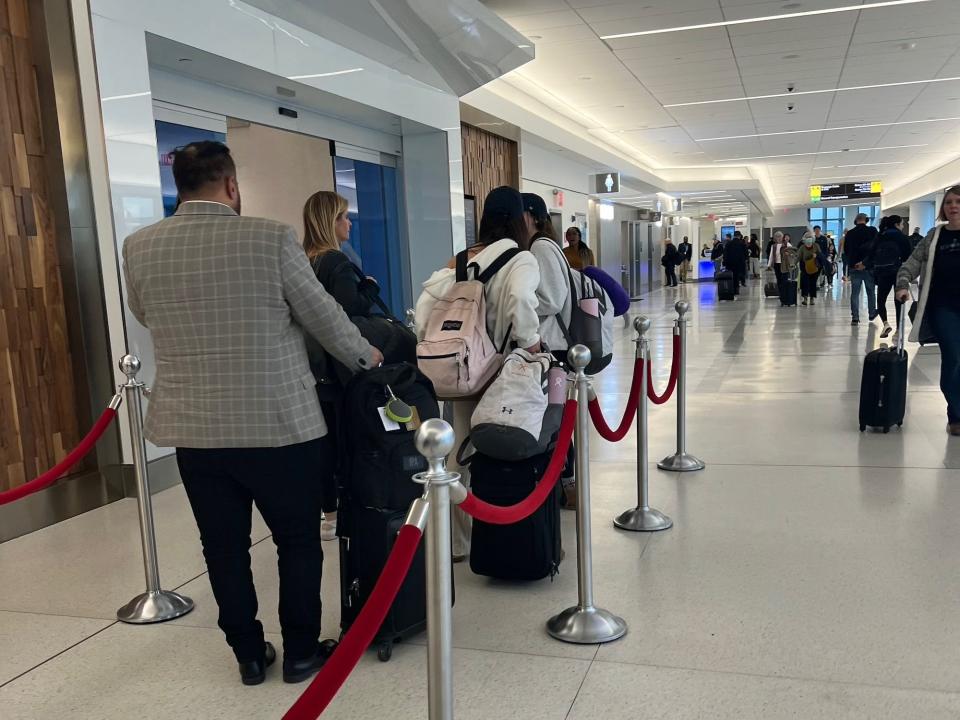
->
<box><xmin>810</xmin><ymin>181</ymin><xmax>882</xmax><ymax>203</ymax></box>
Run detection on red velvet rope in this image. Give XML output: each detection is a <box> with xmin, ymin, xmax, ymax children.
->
<box><xmin>283</xmin><ymin>524</ymin><xmax>424</xmax><ymax>720</ymax></box>
<box><xmin>458</xmin><ymin>399</ymin><xmax>576</xmax><ymax>525</ymax></box>
<box><xmin>0</xmin><ymin>404</ymin><xmax>119</xmax><ymax>507</ymax></box>
<box><xmin>648</xmin><ymin>333</ymin><xmax>681</xmax><ymax>405</ymax></box>
<box><xmin>588</xmin><ymin>358</ymin><xmax>644</xmax><ymax>442</ymax></box>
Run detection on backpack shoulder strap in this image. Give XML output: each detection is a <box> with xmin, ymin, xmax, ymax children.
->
<box><xmin>455</xmin><ymin>249</ymin><xmax>470</xmax><ymax>282</ymax></box>
<box><xmin>477</xmin><ymin>247</ymin><xmax>523</xmax><ymax>284</ymax></box>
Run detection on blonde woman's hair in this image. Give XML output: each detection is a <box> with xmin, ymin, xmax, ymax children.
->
<box><xmin>303</xmin><ymin>191</ymin><xmax>348</xmax><ymax>259</ymax></box>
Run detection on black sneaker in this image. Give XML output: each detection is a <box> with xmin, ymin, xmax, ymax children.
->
<box><xmin>851</xmin><ymin>318</ymin><xmax>860</xmax><ymax>325</ymax></box>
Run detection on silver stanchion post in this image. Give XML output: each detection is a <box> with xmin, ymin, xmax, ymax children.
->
<box><xmin>658</xmin><ymin>301</ymin><xmax>705</xmax><ymax>472</ymax></box>
<box><xmin>547</xmin><ymin>345</ymin><xmax>627</xmax><ymax>644</ymax></box>
<box><xmin>406</xmin><ymin>308</ymin><xmax>417</xmax><ymax>330</ymax></box>
<box><xmin>412</xmin><ymin>418</ymin><xmax>465</xmax><ymax>720</ymax></box>
<box><xmin>615</xmin><ymin>317</ymin><xmax>673</xmax><ymax>532</ymax></box>
<box><xmin>116</xmin><ymin>354</ymin><xmax>194</xmax><ymax>624</ymax></box>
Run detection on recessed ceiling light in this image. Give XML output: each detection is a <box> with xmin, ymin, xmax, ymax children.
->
<box><xmin>815</xmin><ymin>162</ymin><xmax>906</xmax><ymax>169</ymax></box>
<box><xmin>287</xmin><ymin>67</ymin><xmax>364</xmax><ymax>80</ymax></box>
<box><xmin>600</xmin><ymin>0</ymin><xmax>932</xmax><ymax>39</ymax></box>
<box><xmin>528</xmin><ymin>35</ymin><xmax>542</xmax><ymax>40</ymax></box>
<box><xmin>899</xmin><ymin>41</ymin><xmax>918</xmax><ymax>51</ymax></box>
<box><xmin>664</xmin><ymin>75</ymin><xmax>960</xmax><ymax>108</ymax></box>
<box><xmin>695</xmin><ymin>116</ymin><xmax>960</xmax><ymax>141</ymax></box>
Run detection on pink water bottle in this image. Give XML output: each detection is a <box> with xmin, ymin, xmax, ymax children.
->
<box><xmin>548</xmin><ymin>365</ymin><xmax>567</xmax><ymax>405</ymax></box>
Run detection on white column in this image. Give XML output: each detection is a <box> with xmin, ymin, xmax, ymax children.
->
<box><xmin>909</xmin><ymin>201</ymin><xmax>937</xmax><ymax>235</ymax></box>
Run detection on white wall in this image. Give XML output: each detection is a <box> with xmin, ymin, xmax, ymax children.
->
<box><xmin>519</xmin><ymin>132</ymin><xmax>593</xmax><ymax>241</ymax></box>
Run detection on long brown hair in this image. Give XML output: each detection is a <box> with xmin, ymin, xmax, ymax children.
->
<box><xmin>938</xmin><ymin>185</ymin><xmax>960</xmax><ymax>222</ymax></box>
<box><xmin>303</xmin><ymin>191</ymin><xmax>348</xmax><ymax>259</ymax></box>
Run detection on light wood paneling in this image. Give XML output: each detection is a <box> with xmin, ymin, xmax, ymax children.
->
<box><xmin>460</xmin><ymin>123</ymin><xmax>519</xmax><ymax>226</ymax></box>
<box><xmin>0</xmin><ymin>0</ymin><xmax>81</xmax><ymax>492</ymax></box>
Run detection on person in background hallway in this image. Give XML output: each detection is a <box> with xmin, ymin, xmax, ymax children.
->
<box><xmin>747</xmin><ymin>234</ymin><xmax>761</xmax><ymax>278</ymax></box>
<box><xmin>897</xmin><ymin>185</ymin><xmax>960</xmax><ymax>436</ymax></box>
<box><xmin>678</xmin><ymin>235</ymin><xmax>693</xmax><ymax>282</ymax></box>
<box><xmin>662</xmin><ymin>238</ymin><xmax>680</xmax><ymax>287</ymax></box>
<box><xmin>702</xmin><ymin>237</ymin><xmax>714</xmax><ymax>258</ymax></box>
<box><xmin>813</xmin><ymin>225</ymin><xmax>828</xmax><ymax>255</ymax></box>
<box><xmin>767</xmin><ymin>231</ymin><xmax>787</xmax><ymax>289</ymax></box>
<box><xmin>724</xmin><ymin>232</ymin><xmax>748</xmax><ymax>287</ymax></box>
<box><xmin>797</xmin><ymin>235</ymin><xmax>823</xmax><ymax>305</ymax></box>
<box><xmin>910</xmin><ymin>226</ymin><xmax>924</xmax><ymax>250</ymax></box>
<box><xmin>840</xmin><ymin>229</ymin><xmax>850</xmax><ymax>281</ymax></box>
<box><xmin>844</xmin><ymin>213</ymin><xmax>879</xmax><ymax>325</ymax></box>
<box><xmin>710</xmin><ymin>236</ymin><xmax>724</xmax><ymax>277</ymax></box>
<box><xmin>416</xmin><ymin>186</ymin><xmax>542</xmax><ymax>560</ymax></box>
<box><xmin>563</xmin><ymin>226</ymin><xmax>595</xmax><ymax>270</ymax></box>
<box><xmin>122</xmin><ymin>142</ymin><xmax>382</xmax><ymax>686</ymax></box>
<box><xmin>872</xmin><ymin>215</ymin><xmax>912</xmax><ymax>340</ymax></box>
<box><xmin>826</xmin><ymin>237</ymin><xmax>838</xmax><ymax>288</ymax></box>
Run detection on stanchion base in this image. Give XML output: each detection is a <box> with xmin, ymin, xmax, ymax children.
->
<box><xmin>657</xmin><ymin>452</ymin><xmax>705</xmax><ymax>472</ymax></box>
<box><xmin>546</xmin><ymin>606</ymin><xmax>627</xmax><ymax>644</ymax></box>
<box><xmin>614</xmin><ymin>507</ymin><xmax>673</xmax><ymax>532</ymax></box>
<box><xmin>117</xmin><ymin>590</ymin><xmax>194</xmax><ymax>624</ymax></box>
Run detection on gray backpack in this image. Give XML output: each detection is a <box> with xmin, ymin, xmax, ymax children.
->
<box><xmin>470</xmin><ymin>350</ymin><xmax>564</xmax><ymax>461</ymax></box>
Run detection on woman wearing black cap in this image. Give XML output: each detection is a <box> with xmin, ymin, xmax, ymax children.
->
<box><xmin>414</xmin><ymin>186</ymin><xmax>542</xmax><ymax>560</ymax></box>
<box><xmin>522</xmin><ymin>193</ymin><xmax>572</xmax><ymax>362</ymax></box>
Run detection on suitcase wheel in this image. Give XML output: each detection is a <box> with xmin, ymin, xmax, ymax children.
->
<box><xmin>883</xmin><ymin>427</ymin><xmax>890</xmax><ymax>434</ymax></box>
<box><xmin>859</xmin><ymin>424</ymin><xmax>866</xmax><ymax>432</ymax></box>
<box><xmin>377</xmin><ymin>642</ymin><xmax>393</xmax><ymax>662</ymax></box>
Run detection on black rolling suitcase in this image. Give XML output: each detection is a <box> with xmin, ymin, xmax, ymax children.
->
<box><xmin>780</xmin><ymin>277</ymin><xmax>798</xmax><ymax>306</ymax></box>
<box><xmin>469</xmin><ymin>451</ymin><xmax>563</xmax><ymax>581</ymax></box>
<box><xmin>335</xmin><ymin>363</ymin><xmax>442</xmax><ymax>661</ymax></box>
<box><xmin>859</xmin><ymin>314</ymin><xmax>908</xmax><ymax>433</ymax></box>
<box><xmin>764</xmin><ymin>277</ymin><xmax>780</xmax><ymax>298</ymax></box>
<box><xmin>338</xmin><ymin>506</ymin><xmax>428</xmax><ymax>662</ymax></box>
<box><xmin>717</xmin><ymin>270</ymin><xmax>737</xmax><ymax>301</ymax></box>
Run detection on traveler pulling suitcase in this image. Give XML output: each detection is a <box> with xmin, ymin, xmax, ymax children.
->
<box><xmin>764</xmin><ymin>274</ymin><xmax>780</xmax><ymax>298</ymax></box>
<box><xmin>336</xmin><ymin>363</ymin><xmax>445</xmax><ymax>661</ymax></box>
<box><xmin>469</xmin><ymin>450</ymin><xmax>563</xmax><ymax>581</ymax></box>
<box><xmin>859</xmin><ymin>312</ymin><xmax>908</xmax><ymax>433</ymax></box>
<box><xmin>717</xmin><ymin>270</ymin><xmax>737</xmax><ymax>301</ymax></box>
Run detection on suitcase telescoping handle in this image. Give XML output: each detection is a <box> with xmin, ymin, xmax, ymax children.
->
<box><xmin>896</xmin><ymin>289</ymin><xmax>911</xmax><ymax>355</ymax></box>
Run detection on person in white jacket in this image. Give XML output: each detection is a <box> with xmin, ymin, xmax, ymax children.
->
<box><xmin>414</xmin><ymin>186</ymin><xmax>541</xmax><ymax>560</ymax></box>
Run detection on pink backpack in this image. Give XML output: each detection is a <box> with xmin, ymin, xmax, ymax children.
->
<box><xmin>416</xmin><ymin>248</ymin><xmax>522</xmax><ymax>399</ymax></box>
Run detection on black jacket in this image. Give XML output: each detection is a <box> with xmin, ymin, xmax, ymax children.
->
<box><xmin>747</xmin><ymin>241</ymin><xmax>761</xmax><ymax>259</ymax></box>
<box><xmin>311</xmin><ymin>250</ymin><xmax>381</xmax><ymax>317</ymax></box>
<box><xmin>843</xmin><ymin>224</ymin><xmax>879</xmax><ymax>268</ymax></box>
<box><xmin>723</xmin><ymin>238</ymin><xmax>747</xmax><ymax>268</ymax></box>
<box><xmin>678</xmin><ymin>241</ymin><xmax>693</xmax><ymax>262</ymax></box>
<box><xmin>814</xmin><ymin>235</ymin><xmax>828</xmax><ymax>255</ymax></box>
<box><xmin>663</xmin><ymin>244</ymin><xmax>680</xmax><ymax>267</ymax></box>
<box><xmin>710</xmin><ymin>243</ymin><xmax>724</xmax><ymax>261</ymax></box>
<box><xmin>872</xmin><ymin>229</ymin><xmax>913</xmax><ymax>273</ymax></box>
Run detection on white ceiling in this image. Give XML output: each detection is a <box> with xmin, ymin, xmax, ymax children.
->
<box><xmin>480</xmin><ymin>0</ymin><xmax>960</xmax><ymax>208</ymax></box>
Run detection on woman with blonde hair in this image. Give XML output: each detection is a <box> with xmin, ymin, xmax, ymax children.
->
<box><xmin>303</xmin><ymin>191</ymin><xmax>415</xmax><ymax>540</ymax></box>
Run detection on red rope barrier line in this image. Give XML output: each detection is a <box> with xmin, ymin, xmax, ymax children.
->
<box><xmin>588</xmin><ymin>359</ymin><xmax>643</xmax><ymax>442</ymax></box>
<box><xmin>647</xmin><ymin>333</ymin><xmax>681</xmax><ymax>406</ymax></box>
<box><xmin>0</xmin><ymin>402</ymin><xmax>120</xmax><ymax>507</ymax></box>
<box><xmin>458</xmin><ymin>399</ymin><xmax>576</xmax><ymax>525</ymax></box>
<box><xmin>283</xmin><ymin>524</ymin><xmax>424</xmax><ymax>720</ymax></box>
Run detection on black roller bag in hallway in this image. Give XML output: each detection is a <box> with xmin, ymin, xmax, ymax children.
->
<box><xmin>780</xmin><ymin>278</ymin><xmax>798</xmax><ymax>307</ymax></box>
<box><xmin>469</xmin><ymin>450</ymin><xmax>563</xmax><ymax>581</ymax></box>
<box><xmin>859</xmin><ymin>326</ymin><xmax>908</xmax><ymax>434</ymax></box>
<box><xmin>717</xmin><ymin>270</ymin><xmax>737</xmax><ymax>301</ymax></box>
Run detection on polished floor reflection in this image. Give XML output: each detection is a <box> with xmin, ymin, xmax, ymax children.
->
<box><xmin>2</xmin><ymin>280</ymin><xmax>959</xmax><ymax>719</ymax></box>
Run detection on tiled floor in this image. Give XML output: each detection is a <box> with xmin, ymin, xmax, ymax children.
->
<box><xmin>2</xmin><ymin>280</ymin><xmax>959</xmax><ymax>718</ymax></box>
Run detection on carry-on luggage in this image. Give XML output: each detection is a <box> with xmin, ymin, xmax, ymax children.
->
<box><xmin>336</xmin><ymin>362</ymin><xmax>444</xmax><ymax>661</ymax></box>
<box><xmin>338</xmin><ymin>505</ymin><xmax>428</xmax><ymax>662</ymax></box>
<box><xmin>780</xmin><ymin>278</ymin><xmax>798</xmax><ymax>307</ymax></box>
<box><xmin>764</xmin><ymin>273</ymin><xmax>780</xmax><ymax>297</ymax></box>
<box><xmin>717</xmin><ymin>270</ymin><xmax>736</xmax><ymax>301</ymax></box>
<box><xmin>859</xmin><ymin>313</ymin><xmax>908</xmax><ymax>433</ymax></box>
<box><xmin>469</xmin><ymin>450</ymin><xmax>563</xmax><ymax>581</ymax></box>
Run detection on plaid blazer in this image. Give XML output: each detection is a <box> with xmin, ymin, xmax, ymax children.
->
<box><xmin>122</xmin><ymin>201</ymin><xmax>373</xmax><ymax>448</ymax></box>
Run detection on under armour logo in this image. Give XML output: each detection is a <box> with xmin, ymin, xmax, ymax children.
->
<box><xmin>501</xmin><ymin>407</ymin><xmax>513</xmax><ymax>415</ymax></box>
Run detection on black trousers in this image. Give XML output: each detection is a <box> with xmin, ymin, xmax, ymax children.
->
<box><xmin>800</xmin><ymin>271</ymin><xmax>818</xmax><ymax>298</ymax></box>
<box><xmin>732</xmin><ymin>265</ymin><xmax>747</xmax><ymax>287</ymax></box>
<box><xmin>773</xmin><ymin>263</ymin><xmax>785</xmax><ymax>290</ymax></box>
<box><xmin>875</xmin><ymin>270</ymin><xmax>902</xmax><ymax>326</ymax></box>
<box><xmin>177</xmin><ymin>439</ymin><xmax>327</xmax><ymax>663</ymax></box>
<box><xmin>665</xmin><ymin>266</ymin><xmax>678</xmax><ymax>286</ymax></box>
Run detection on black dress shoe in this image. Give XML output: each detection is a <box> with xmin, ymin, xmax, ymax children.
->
<box><xmin>239</xmin><ymin>641</ymin><xmax>276</xmax><ymax>686</ymax></box>
<box><xmin>283</xmin><ymin>639</ymin><xmax>338</xmax><ymax>684</ymax></box>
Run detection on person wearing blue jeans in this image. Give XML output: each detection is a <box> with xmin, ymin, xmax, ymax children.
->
<box><xmin>849</xmin><ymin>268</ymin><xmax>876</xmax><ymax>323</ymax></box>
<box><xmin>897</xmin><ymin>184</ymin><xmax>960</xmax><ymax>436</ymax></box>
<box><xmin>843</xmin><ymin>214</ymin><xmax>879</xmax><ymax>325</ymax></box>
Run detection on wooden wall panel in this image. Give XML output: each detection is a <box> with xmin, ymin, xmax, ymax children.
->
<box><xmin>460</xmin><ymin>123</ymin><xmax>519</xmax><ymax>226</ymax></box>
<box><xmin>0</xmin><ymin>0</ymin><xmax>82</xmax><ymax>492</ymax></box>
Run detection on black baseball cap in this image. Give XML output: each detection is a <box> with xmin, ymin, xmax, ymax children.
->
<box><xmin>521</xmin><ymin>193</ymin><xmax>549</xmax><ymax>222</ymax></box>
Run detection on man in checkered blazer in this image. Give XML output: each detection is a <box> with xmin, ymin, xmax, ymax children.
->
<box><xmin>122</xmin><ymin>141</ymin><xmax>382</xmax><ymax>685</ymax></box>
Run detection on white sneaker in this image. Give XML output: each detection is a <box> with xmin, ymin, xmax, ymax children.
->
<box><xmin>321</xmin><ymin>514</ymin><xmax>337</xmax><ymax>542</ymax></box>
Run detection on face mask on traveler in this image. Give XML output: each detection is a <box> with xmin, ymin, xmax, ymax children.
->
<box><xmin>804</xmin><ymin>239</ymin><xmax>814</xmax><ymax>247</ymax></box>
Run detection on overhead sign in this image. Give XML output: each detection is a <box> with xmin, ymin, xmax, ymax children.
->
<box><xmin>810</xmin><ymin>181</ymin><xmax>882</xmax><ymax>203</ymax></box>
<box><xmin>593</xmin><ymin>172</ymin><xmax>621</xmax><ymax>194</ymax></box>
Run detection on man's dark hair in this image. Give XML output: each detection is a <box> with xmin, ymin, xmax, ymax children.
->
<box><xmin>813</xmin><ymin>225</ymin><xmax>821</xmax><ymax>231</ymax></box>
<box><xmin>172</xmin><ymin>141</ymin><xmax>236</xmax><ymax>195</ymax></box>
